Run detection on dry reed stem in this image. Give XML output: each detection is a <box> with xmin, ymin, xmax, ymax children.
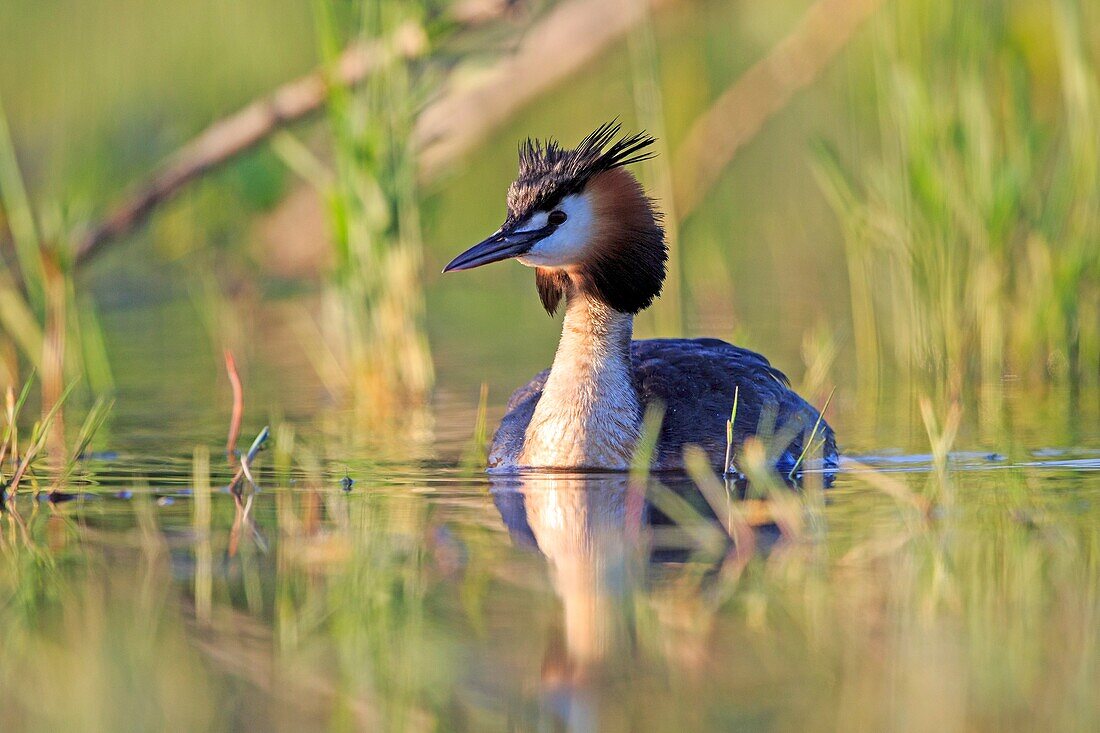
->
<box><xmin>224</xmin><ymin>349</ymin><xmax>243</xmax><ymax>467</ymax></box>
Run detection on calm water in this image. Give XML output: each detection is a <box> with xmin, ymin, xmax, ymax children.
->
<box><xmin>1</xmin><ymin>303</ymin><xmax>1097</xmax><ymax>732</ymax></box>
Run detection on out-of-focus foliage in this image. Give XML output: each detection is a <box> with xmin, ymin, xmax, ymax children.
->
<box><xmin>815</xmin><ymin>0</ymin><xmax>1100</xmax><ymax>399</ymax></box>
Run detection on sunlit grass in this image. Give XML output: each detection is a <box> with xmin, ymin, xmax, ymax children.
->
<box><xmin>814</xmin><ymin>0</ymin><xmax>1100</xmax><ymax>401</ymax></box>
<box><xmin>303</xmin><ymin>0</ymin><xmax>434</xmax><ymax>431</ymax></box>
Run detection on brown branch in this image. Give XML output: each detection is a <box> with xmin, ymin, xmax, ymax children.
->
<box><xmin>72</xmin><ymin>0</ymin><xmax>868</xmax><ymax>264</ymax></box>
<box><xmin>673</xmin><ymin>0</ymin><xmax>884</xmax><ymax>216</ymax></box>
<box><xmin>72</xmin><ymin>0</ymin><xmax>674</xmax><ymax>265</ymax></box>
<box><xmin>73</xmin><ymin>37</ymin><xmax>414</xmax><ymax>265</ymax></box>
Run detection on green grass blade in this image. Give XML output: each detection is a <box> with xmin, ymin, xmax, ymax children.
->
<box><xmin>629</xmin><ymin>401</ymin><xmax>665</xmax><ymax>487</ymax></box>
<box><xmin>0</xmin><ymin>93</ymin><xmax>45</xmax><ymax>310</ymax></box>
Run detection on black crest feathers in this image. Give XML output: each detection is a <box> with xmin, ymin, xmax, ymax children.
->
<box><xmin>517</xmin><ymin>121</ymin><xmax>657</xmax><ymax>183</ymax></box>
<box><xmin>507</xmin><ymin>121</ymin><xmax>657</xmax><ymax>221</ymax></box>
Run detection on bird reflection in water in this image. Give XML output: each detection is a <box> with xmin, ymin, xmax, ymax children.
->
<box><xmin>490</xmin><ymin>472</ymin><xmax>785</xmax><ymax>730</ymax></box>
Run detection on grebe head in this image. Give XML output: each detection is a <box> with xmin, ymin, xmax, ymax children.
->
<box><xmin>443</xmin><ymin>122</ymin><xmax>667</xmax><ymax>315</ymax></box>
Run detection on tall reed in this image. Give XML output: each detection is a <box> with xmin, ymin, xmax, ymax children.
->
<box><xmin>0</xmin><ymin>97</ymin><xmax>113</xmax><ymax>402</ymax></box>
<box><xmin>312</xmin><ymin>0</ymin><xmax>434</xmax><ymax>428</ymax></box>
<box><xmin>814</xmin><ymin>0</ymin><xmax>1099</xmax><ymax>401</ymax></box>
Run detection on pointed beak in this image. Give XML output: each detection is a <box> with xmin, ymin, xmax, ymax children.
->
<box><xmin>442</xmin><ymin>224</ymin><xmax>556</xmax><ymax>273</ymax></box>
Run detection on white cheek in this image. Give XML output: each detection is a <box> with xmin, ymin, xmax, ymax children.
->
<box><xmin>518</xmin><ymin>195</ymin><xmax>594</xmax><ymax>267</ymax></box>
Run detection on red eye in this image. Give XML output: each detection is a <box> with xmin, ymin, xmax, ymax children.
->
<box><xmin>548</xmin><ymin>210</ymin><xmax>567</xmax><ymax>225</ymax></box>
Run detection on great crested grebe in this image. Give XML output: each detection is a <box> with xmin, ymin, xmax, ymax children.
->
<box><xmin>444</xmin><ymin>122</ymin><xmax>837</xmax><ymax>473</ymax></box>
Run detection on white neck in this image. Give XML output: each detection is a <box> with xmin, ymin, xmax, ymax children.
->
<box><xmin>520</xmin><ymin>289</ymin><xmax>641</xmax><ymax>469</ymax></box>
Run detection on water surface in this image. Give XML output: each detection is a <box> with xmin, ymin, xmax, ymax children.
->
<box><xmin>2</xmin><ymin>305</ymin><xmax>1097</xmax><ymax>732</ymax></box>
